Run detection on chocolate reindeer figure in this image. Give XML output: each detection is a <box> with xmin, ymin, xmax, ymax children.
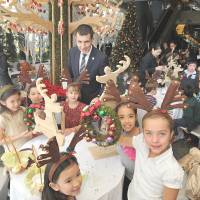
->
<box><xmin>96</xmin><ymin>55</ymin><xmax>131</xmax><ymax>108</ymax></box>
<box><xmin>29</xmin><ymin>131</ymin><xmax>85</xmax><ymax>169</ymax></box>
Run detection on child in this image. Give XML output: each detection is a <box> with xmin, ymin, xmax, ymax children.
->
<box><xmin>61</xmin><ymin>83</ymin><xmax>86</xmax><ymax>135</ymax></box>
<box><xmin>116</xmin><ymin>101</ymin><xmax>140</xmax><ymax>200</ymax></box>
<box><xmin>0</xmin><ymin>85</ymin><xmax>33</xmax><ymax>150</ymax></box>
<box><xmin>27</xmin><ymin>82</ymin><xmax>43</xmax><ymax>106</ymax></box>
<box><xmin>42</xmin><ymin>152</ymin><xmax>82</xmax><ymax>200</ymax></box>
<box><xmin>119</xmin><ymin>110</ymin><xmax>184</xmax><ymax>200</ymax></box>
<box><xmin>180</xmin><ymin>60</ymin><xmax>199</xmax><ymax>94</ymax></box>
<box><xmin>23</xmin><ymin>82</ymin><xmax>45</xmax><ymax>131</ymax></box>
<box><xmin>174</xmin><ymin>83</ymin><xmax>200</xmax><ymax>136</ymax></box>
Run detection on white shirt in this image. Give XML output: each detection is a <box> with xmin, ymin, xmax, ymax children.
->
<box><xmin>128</xmin><ymin>134</ymin><xmax>184</xmax><ymax>200</ymax></box>
<box><xmin>79</xmin><ymin>46</ymin><xmax>93</xmax><ymax>70</ymax></box>
<box><xmin>184</xmin><ymin>69</ymin><xmax>197</xmax><ymax>79</ymax></box>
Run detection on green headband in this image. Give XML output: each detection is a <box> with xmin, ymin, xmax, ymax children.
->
<box><xmin>0</xmin><ymin>84</ymin><xmax>15</xmax><ymax>97</ymax></box>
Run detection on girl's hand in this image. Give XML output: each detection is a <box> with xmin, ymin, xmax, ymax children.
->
<box><xmin>118</xmin><ymin>135</ymin><xmax>133</xmax><ymax>147</ymax></box>
<box><xmin>21</xmin><ymin>130</ymin><xmax>34</xmax><ymax>139</ymax></box>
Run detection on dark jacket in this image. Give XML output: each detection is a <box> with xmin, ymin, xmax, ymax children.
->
<box><xmin>183</xmin><ymin>97</ymin><xmax>200</xmax><ymax>131</ymax></box>
<box><xmin>138</xmin><ymin>52</ymin><xmax>157</xmax><ymax>86</ymax></box>
<box><xmin>67</xmin><ymin>46</ymin><xmax>108</xmax><ymax>104</ymax></box>
<box><xmin>180</xmin><ymin>71</ymin><xmax>199</xmax><ymax>94</ymax></box>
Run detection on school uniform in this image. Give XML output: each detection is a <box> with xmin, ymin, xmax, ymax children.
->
<box><xmin>128</xmin><ymin>134</ymin><xmax>184</xmax><ymax>200</ymax></box>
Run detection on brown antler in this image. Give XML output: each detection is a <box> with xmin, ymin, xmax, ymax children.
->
<box><xmin>37</xmin><ymin>136</ymin><xmax>60</xmax><ymax>167</ymax></box>
<box><xmin>66</xmin><ymin>126</ymin><xmax>86</xmax><ymax>152</ymax></box>
<box><xmin>127</xmin><ymin>83</ymin><xmax>153</xmax><ymax>111</ymax></box>
<box><xmin>101</xmin><ymin>80</ymin><xmax>121</xmax><ymax>103</ymax></box>
<box><xmin>60</xmin><ymin>68</ymin><xmax>72</xmax><ymax>84</ymax></box>
<box><xmin>161</xmin><ymin>80</ymin><xmax>186</xmax><ymax>110</ymax></box>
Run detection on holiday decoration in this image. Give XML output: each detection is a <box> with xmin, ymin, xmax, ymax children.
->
<box><xmin>176</xmin><ymin>24</ymin><xmax>200</xmax><ymax>47</ymax></box>
<box><xmin>25</xmin><ymin>164</ymin><xmax>45</xmax><ymax>193</ymax></box>
<box><xmin>80</xmin><ymin>99</ymin><xmax>122</xmax><ymax>147</ymax></box>
<box><xmin>96</xmin><ymin>55</ymin><xmax>130</xmax><ymax>108</ymax></box>
<box><xmin>1</xmin><ymin>148</ymin><xmax>34</xmax><ymax>173</ymax></box>
<box><xmin>33</xmin><ymin>78</ymin><xmax>65</xmax><ymax>146</ymax></box>
<box><xmin>71</xmin><ymin>0</ymin><xmax>124</xmax><ymax>36</ymax></box>
<box><xmin>179</xmin><ymin>147</ymin><xmax>200</xmax><ymax>200</ymax></box>
<box><xmin>0</xmin><ymin>130</ymin><xmax>35</xmax><ymax>173</ymax></box>
<box><xmin>24</xmin><ymin>104</ymin><xmax>45</xmax><ymax>131</ymax></box>
<box><xmin>110</xmin><ymin>2</ymin><xmax>143</xmax><ymax>72</ymax></box>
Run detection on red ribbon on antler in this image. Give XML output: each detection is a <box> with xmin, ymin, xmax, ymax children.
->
<box><xmin>80</xmin><ymin>100</ymin><xmax>101</xmax><ymax>120</ymax></box>
<box><xmin>29</xmin><ymin>103</ymin><xmax>45</xmax><ymax>110</ymax></box>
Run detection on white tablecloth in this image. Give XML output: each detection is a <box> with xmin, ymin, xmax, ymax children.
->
<box><xmin>10</xmin><ymin>135</ymin><xmax>124</xmax><ymax>200</ymax></box>
<box><xmin>154</xmin><ymin>87</ymin><xmax>183</xmax><ymax>119</ymax></box>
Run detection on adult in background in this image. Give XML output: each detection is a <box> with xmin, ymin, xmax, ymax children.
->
<box><xmin>138</xmin><ymin>43</ymin><xmax>162</xmax><ymax>87</ymax></box>
<box><xmin>67</xmin><ymin>24</ymin><xmax>108</xmax><ymax>104</ymax></box>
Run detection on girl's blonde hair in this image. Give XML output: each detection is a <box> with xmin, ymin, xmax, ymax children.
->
<box><xmin>142</xmin><ymin>110</ymin><xmax>173</xmax><ymax>132</ymax></box>
<box><xmin>67</xmin><ymin>83</ymin><xmax>81</xmax><ymax>99</ymax></box>
<box><xmin>67</xmin><ymin>83</ymin><xmax>80</xmax><ymax>92</ymax></box>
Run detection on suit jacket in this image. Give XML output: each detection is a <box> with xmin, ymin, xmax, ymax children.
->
<box><xmin>67</xmin><ymin>46</ymin><xmax>108</xmax><ymax>104</ymax></box>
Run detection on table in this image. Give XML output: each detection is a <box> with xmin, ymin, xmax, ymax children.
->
<box><xmin>154</xmin><ymin>87</ymin><xmax>183</xmax><ymax>119</ymax></box>
<box><xmin>10</xmin><ymin>135</ymin><xmax>124</xmax><ymax>200</ymax></box>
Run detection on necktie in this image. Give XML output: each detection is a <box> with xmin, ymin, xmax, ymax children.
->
<box><xmin>79</xmin><ymin>54</ymin><xmax>87</xmax><ymax>73</ymax></box>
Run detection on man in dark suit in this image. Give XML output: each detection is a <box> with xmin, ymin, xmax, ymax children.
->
<box><xmin>67</xmin><ymin>24</ymin><xmax>108</xmax><ymax>104</ymax></box>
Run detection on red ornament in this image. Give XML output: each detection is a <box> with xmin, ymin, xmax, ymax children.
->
<box><xmin>160</xmin><ymin>109</ymin><xmax>167</xmax><ymax>114</ymax></box>
<box><xmin>26</xmin><ymin>122</ymin><xmax>32</xmax><ymax>126</ymax></box>
<box><xmin>27</xmin><ymin>114</ymin><xmax>33</xmax><ymax>118</ymax></box>
<box><xmin>109</xmin><ymin>124</ymin><xmax>116</xmax><ymax>131</ymax></box>
<box><xmin>106</xmin><ymin>118</ymin><xmax>113</xmax><ymax>125</ymax></box>
<box><xmin>93</xmin><ymin>115</ymin><xmax>100</xmax><ymax>121</ymax></box>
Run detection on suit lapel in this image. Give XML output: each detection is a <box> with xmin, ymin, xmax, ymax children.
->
<box><xmin>87</xmin><ymin>46</ymin><xmax>96</xmax><ymax>71</ymax></box>
<box><xmin>74</xmin><ymin>48</ymin><xmax>80</xmax><ymax>76</ymax></box>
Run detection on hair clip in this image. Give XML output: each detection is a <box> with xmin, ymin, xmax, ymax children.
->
<box><xmin>160</xmin><ymin>109</ymin><xmax>167</xmax><ymax>114</ymax></box>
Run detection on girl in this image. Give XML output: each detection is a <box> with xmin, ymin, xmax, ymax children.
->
<box><xmin>116</xmin><ymin>101</ymin><xmax>140</xmax><ymax>200</ymax></box>
<box><xmin>62</xmin><ymin>83</ymin><xmax>86</xmax><ymax>135</ymax></box>
<box><xmin>0</xmin><ymin>85</ymin><xmax>33</xmax><ymax>150</ymax></box>
<box><xmin>119</xmin><ymin>110</ymin><xmax>184</xmax><ymax>200</ymax></box>
<box><xmin>27</xmin><ymin>82</ymin><xmax>43</xmax><ymax>106</ymax></box>
<box><xmin>42</xmin><ymin>152</ymin><xmax>82</xmax><ymax>200</ymax></box>
<box><xmin>23</xmin><ymin>82</ymin><xmax>45</xmax><ymax>131</ymax></box>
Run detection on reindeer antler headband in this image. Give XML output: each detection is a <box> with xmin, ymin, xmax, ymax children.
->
<box><xmin>35</xmin><ymin>137</ymin><xmax>75</xmax><ymax>182</ymax></box>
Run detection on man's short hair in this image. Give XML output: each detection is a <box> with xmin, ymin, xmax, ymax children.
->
<box><xmin>187</xmin><ymin>58</ymin><xmax>197</xmax><ymax>66</ymax></box>
<box><xmin>76</xmin><ymin>24</ymin><xmax>94</xmax><ymax>39</ymax></box>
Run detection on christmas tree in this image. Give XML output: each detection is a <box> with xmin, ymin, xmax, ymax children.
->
<box><xmin>110</xmin><ymin>2</ymin><xmax>143</xmax><ymax>72</ymax></box>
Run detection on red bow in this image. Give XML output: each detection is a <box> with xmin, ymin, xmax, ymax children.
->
<box><xmin>80</xmin><ymin>100</ymin><xmax>101</xmax><ymax>120</ymax></box>
<box><xmin>29</xmin><ymin>103</ymin><xmax>44</xmax><ymax>110</ymax></box>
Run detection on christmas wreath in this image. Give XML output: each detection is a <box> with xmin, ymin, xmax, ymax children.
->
<box><xmin>24</xmin><ymin>104</ymin><xmax>44</xmax><ymax>130</ymax></box>
<box><xmin>80</xmin><ymin>99</ymin><xmax>122</xmax><ymax>147</ymax></box>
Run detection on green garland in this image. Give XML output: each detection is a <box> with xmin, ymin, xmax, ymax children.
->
<box><xmin>81</xmin><ymin>101</ymin><xmax>122</xmax><ymax>147</ymax></box>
